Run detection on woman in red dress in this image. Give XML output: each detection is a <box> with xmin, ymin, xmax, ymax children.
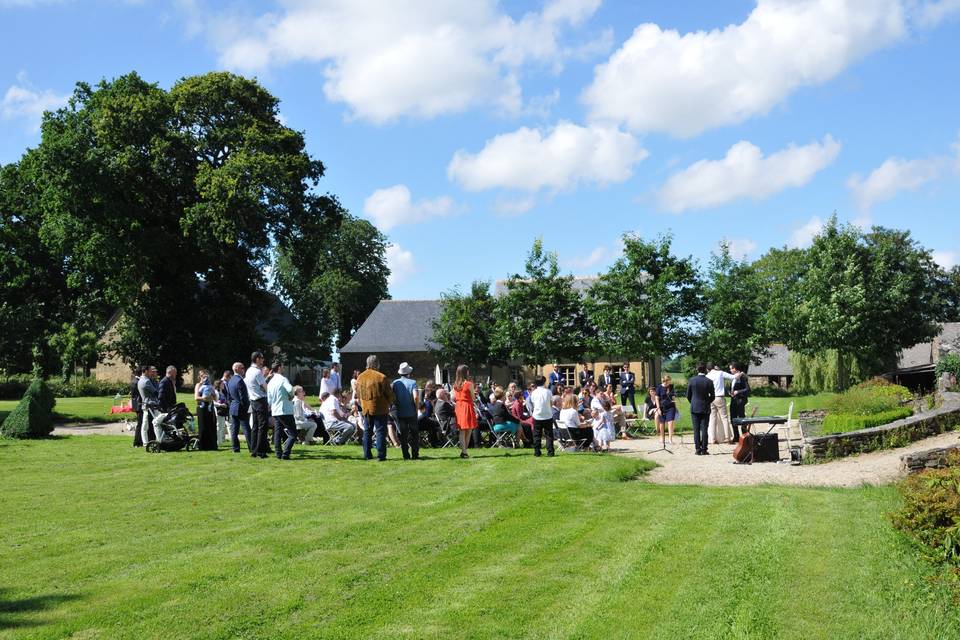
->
<box><xmin>453</xmin><ymin>364</ymin><xmax>477</xmax><ymax>459</ymax></box>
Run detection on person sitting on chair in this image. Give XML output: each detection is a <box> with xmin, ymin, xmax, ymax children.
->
<box><xmin>320</xmin><ymin>389</ymin><xmax>357</xmax><ymax>445</ymax></box>
<box><xmin>292</xmin><ymin>386</ymin><xmax>320</xmax><ymax>444</ymax></box>
<box><xmin>434</xmin><ymin>388</ymin><xmax>458</xmax><ymax>443</ymax></box>
<box><xmin>488</xmin><ymin>387</ymin><xmax>520</xmax><ymax>439</ymax></box>
<box><xmin>559</xmin><ymin>393</ymin><xmax>593</xmax><ymax>450</ymax></box>
<box><xmin>508</xmin><ymin>390</ymin><xmax>534</xmax><ymax>444</ymax></box>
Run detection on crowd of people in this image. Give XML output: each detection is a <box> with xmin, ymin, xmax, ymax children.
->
<box><xmin>128</xmin><ymin>353</ymin><xmax>751</xmax><ymax>460</ymax></box>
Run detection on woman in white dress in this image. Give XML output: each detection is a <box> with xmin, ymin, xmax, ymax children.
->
<box><xmin>591</xmin><ymin>398</ymin><xmax>616</xmax><ymax>452</ymax></box>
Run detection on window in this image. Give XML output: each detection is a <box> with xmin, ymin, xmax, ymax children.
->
<box><xmin>509</xmin><ymin>367</ymin><xmax>524</xmax><ymax>385</ymax></box>
<box><xmin>557</xmin><ymin>365</ymin><xmax>576</xmax><ymax>387</ymax></box>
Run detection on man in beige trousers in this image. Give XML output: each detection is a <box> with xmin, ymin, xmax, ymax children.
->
<box><xmin>707</xmin><ymin>364</ymin><xmax>736</xmax><ymax>444</ymax></box>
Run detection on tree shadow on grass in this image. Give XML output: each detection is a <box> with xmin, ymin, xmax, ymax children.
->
<box><xmin>291</xmin><ymin>448</ymin><xmax>526</xmax><ymax>462</ymax></box>
<box><xmin>0</xmin><ymin>588</ymin><xmax>82</xmax><ymax>630</ymax></box>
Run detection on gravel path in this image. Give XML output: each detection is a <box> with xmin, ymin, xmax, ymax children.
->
<box><xmin>54</xmin><ymin>421</ymin><xmax>133</xmax><ymax>436</ymax></box>
<box><xmin>611</xmin><ymin>431</ymin><xmax>960</xmax><ymax>488</ymax></box>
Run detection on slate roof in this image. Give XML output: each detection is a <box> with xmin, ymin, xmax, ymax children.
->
<box><xmin>493</xmin><ymin>276</ymin><xmax>598</xmax><ymax>296</ymax></box>
<box><xmin>339</xmin><ymin>300</ymin><xmax>442</xmax><ymax>353</ymax></box>
<box><xmin>747</xmin><ymin>343</ymin><xmax>793</xmax><ymax>376</ymax></box>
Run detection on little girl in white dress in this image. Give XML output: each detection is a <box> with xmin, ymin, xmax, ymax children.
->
<box><xmin>592</xmin><ymin>399</ymin><xmax>616</xmax><ymax>452</ymax></box>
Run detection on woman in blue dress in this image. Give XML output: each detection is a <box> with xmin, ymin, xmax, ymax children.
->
<box><xmin>656</xmin><ymin>374</ymin><xmax>679</xmax><ymax>444</ymax></box>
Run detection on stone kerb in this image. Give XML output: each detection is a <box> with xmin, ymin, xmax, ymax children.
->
<box><xmin>804</xmin><ymin>392</ymin><xmax>960</xmax><ymax>461</ymax></box>
<box><xmin>900</xmin><ymin>445</ymin><xmax>960</xmax><ymax>473</ymax></box>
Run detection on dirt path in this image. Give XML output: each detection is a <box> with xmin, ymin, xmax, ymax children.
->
<box><xmin>54</xmin><ymin>421</ymin><xmax>133</xmax><ymax>436</ymax></box>
<box><xmin>611</xmin><ymin>431</ymin><xmax>960</xmax><ymax>487</ymax></box>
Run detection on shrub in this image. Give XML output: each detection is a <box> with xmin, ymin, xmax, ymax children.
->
<box><xmin>0</xmin><ymin>395</ymin><xmax>54</xmax><ymax>439</ymax></box>
<box><xmin>890</xmin><ymin>453</ymin><xmax>960</xmax><ymax>580</ymax></box>
<box><xmin>825</xmin><ymin>380</ymin><xmax>910</xmax><ymax>416</ymax></box>
<box><xmin>821</xmin><ymin>407</ymin><xmax>914</xmax><ymax>434</ymax></box>
<box><xmin>936</xmin><ymin>353</ymin><xmax>960</xmax><ymax>385</ymax></box>
<box><xmin>0</xmin><ymin>375</ymin><xmax>128</xmax><ymax>400</ymax></box>
<box><xmin>25</xmin><ymin>378</ymin><xmax>56</xmax><ymax>413</ymax></box>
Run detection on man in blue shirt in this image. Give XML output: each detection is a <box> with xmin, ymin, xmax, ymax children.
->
<box><xmin>548</xmin><ymin>364</ymin><xmax>561</xmax><ymax>393</ymax></box>
<box><xmin>267</xmin><ymin>361</ymin><xmax>296</xmax><ymax>460</ymax></box>
<box><xmin>391</xmin><ymin>362</ymin><xmax>420</xmax><ymax>460</ymax></box>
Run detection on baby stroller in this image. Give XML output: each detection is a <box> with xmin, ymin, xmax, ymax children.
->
<box><xmin>145</xmin><ymin>402</ymin><xmax>199</xmax><ymax>453</ymax></box>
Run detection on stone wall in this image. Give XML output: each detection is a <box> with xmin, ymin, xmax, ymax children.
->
<box><xmin>900</xmin><ymin>445</ymin><xmax>960</xmax><ymax>473</ymax></box>
<box><xmin>804</xmin><ymin>392</ymin><xmax>960</xmax><ymax>460</ymax></box>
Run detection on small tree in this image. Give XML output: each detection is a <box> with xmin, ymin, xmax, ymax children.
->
<box><xmin>48</xmin><ymin>323</ymin><xmax>101</xmax><ymax>381</ymax></box>
<box><xmin>693</xmin><ymin>243</ymin><xmax>770</xmax><ymax>367</ymax></box>
<box><xmin>793</xmin><ymin>216</ymin><xmax>942</xmax><ymax>389</ymax></box>
<box><xmin>586</xmin><ymin>233</ymin><xmax>702</xmax><ymax>365</ymax></box>
<box><xmin>430</xmin><ymin>280</ymin><xmax>504</xmax><ymax>370</ymax></box>
<box><xmin>493</xmin><ymin>239</ymin><xmax>589</xmax><ymax>367</ymax></box>
<box><xmin>1</xmin><ymin>395</ymin><xmax>54</xmax><ymax>439</ymax></box>
<box><xmin>25</xmin><ymin>378</ymin><xmax>56</xmax><ymax>413</ymax></box>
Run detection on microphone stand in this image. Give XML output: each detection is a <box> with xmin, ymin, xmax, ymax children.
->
<box><xmin>645</xmin><ymin>408</ymin><xmax>673</xmax><ymax>454</ymax></box>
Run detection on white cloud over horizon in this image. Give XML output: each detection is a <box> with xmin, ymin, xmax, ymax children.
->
<box><xmin>386</xmin><ymin>243</ymin><xmax>417</xmax><ymax>287</ymax></box>
<box><xmin>658</xmin><ymin>136</ymin><xmax>841</xmax><ymax>213</ymax></box>
<box><xmin>790</xmin><ymin>216</ymin><xmax>825</xmax><ymax>248</ymax></box>
<box><xmin>933</xmin><ymin>249</ymin><xmax>958</xmax><ymax>269</ymax></box>
<box><xmin>847</xmin><ymin>156</ymin><xmax>946</xmax><ymax>211</ymax></box>
<box><xmin>195</xmin><ymin>0</ymin><xmax>605</xmax><ymax>123</ymax></box>
<box><xmin>723</xmin><ymin>238</ymin><xmax>758</xmax><ymax>259</ymax></box>
<box><xmin>448</xmin><ymin>121</ymin><xmax>646</xmax><ymax>193</ymax></box>
<box><xmin>363</xmin><ymin>184</ymin><xmax>458</xmax><ymax>231</ymax></box>
<box><xmin>583</xmin><ymin>0</ymin><xmax>906</xmax><ymax>137</ymax></box>
<box><xmin>1</xmin><ymin>72</ymin><xmax>68</xmax><ymax>132</ymax></box>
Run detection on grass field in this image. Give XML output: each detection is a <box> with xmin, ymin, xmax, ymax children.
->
<box><xmin>1</xmin><ymin>437</ymin><xmax>958</xmax><ymax>639</ymax></box>
<box><xmin>0</xmin><ymin>393</ymin><xmax>196</xmax><ymax>425</ymax></box>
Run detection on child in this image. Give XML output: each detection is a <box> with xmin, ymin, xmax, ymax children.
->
<box><xmin>592</xmin><ymin>398</ymin><xmax>616</xmax><ymax>452</ymax></box>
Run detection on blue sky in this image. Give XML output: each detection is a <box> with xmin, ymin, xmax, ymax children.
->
<box><xmin>2</xmin><ymin>0</ymin><xmax>959</xmax><ymax>300</ymax></box>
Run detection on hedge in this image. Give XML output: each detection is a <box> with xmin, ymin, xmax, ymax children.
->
<box><xmin>0</xmin><ymin>395</ymin><xmax>54</xmax><ymax>439</ymax></box>
<box><xmin>890</xmin><ymin>452</ymin><xmax>960</xmax><ymax>590</ymax></box>
<box><xmin>821</xmin><ymin>407</ymin><xmax>914</xmax><ymax>434</ymax></box>
<box><xmin>825</xmin><ymin>379</ymin><xmax>911</xmax><ymax>416</ymax></box>
<box><xmin>0</xmin><ymin>375</ymin><xmax>128</xmax><ymax>400</ymax></box>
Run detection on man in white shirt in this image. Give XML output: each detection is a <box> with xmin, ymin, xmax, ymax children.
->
<box><xmin>267</xmin><ymin>361</ymin><xmax>296</xmax><ymax>460</ymax></box>
<box><xmin>320</xmin><ymin>390</ymin><xmax>357</xmax><ymax>445</ymax></box>
<box><xmin>245</xmin><ymin>351</ymin><xmax>269</xmax><ymax>458</ymax></box>
<box><xmin>525</xmin><ymin>375</ymin><xmax>555</xmax><ymax>457</ymax></box>
<box><xmin>706</xmin><ymin>363</ymin><xmax>737</xmax><ymax>444</ymax></box>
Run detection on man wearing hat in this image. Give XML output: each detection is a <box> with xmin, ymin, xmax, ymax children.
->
<box><xmin>392</xmin><ymin>362</ymin><xmax>420</xmax><ymax>460</ymax></box>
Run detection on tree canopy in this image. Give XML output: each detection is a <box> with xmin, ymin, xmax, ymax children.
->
<box><xmin>0</xmin><ymin>70</ymin><xmax>381</xmax><ymax>375</ymax></box>
<box><xmin>429</xmin><ymin>280</ymin><xmax>504</xmax><ymax>370</ymax></box>
<box><xmin>493</xmin><ymin>239</ymin><xmax>589</xmax><ymax>367</ymax></box>
<box><xmin>586</xmin><ymin>233</ymin><xmax>701</xmax><ymax>363</ymax></box>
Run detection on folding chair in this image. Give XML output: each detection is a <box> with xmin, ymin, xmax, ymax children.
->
<box><xmin>434</xmin><ymin>405</ymin><xmax>458</xmax><ymax>448</ymax></box>
<box><xmin>556</xmin><ymin>420</ymin><xmax>592</xmax><ymax>452</ymax></box>
<box><xmin>489</xmin><ymin>422</ymin><xmax>518</xmax><ymax>449</ymax></box>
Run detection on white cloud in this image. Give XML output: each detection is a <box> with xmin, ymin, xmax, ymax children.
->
<box><xmin>448</xmin><ymin>121</ymin><xmax>646</xmax><ymax>193</ymax></box>
<box><xmin>563</xmin><ymin>244</ymin><xmax>609</xmax><ymax>270</ymax></box>
<box><xmin>847</xmin><ymin>156</ymin><xmax>946</xmax><ymax>211</ymax></box>
<box><xmin>363</xmin><ymin>185</ymin><xmax>458</xmax><ymax>231</ymax></box>
<box><xmin>658</xmin><ymin>136</ymin><xmax>841</xmax><ymax>213</ymax></box>
<box><xmin>723</xmin><ymin>238</ymin><xmax>758</xmax><ymax>259</ymax></box>
<box><xmin>913</xmin><ymin>0</ymin><xmax>960</xmax><ymax>27</ymax></box>
<box><xmin>1</xmin><ymin>73</ymin><xmax>68</xmax><ymax>132</ymax></box>
<box><xmin>583</xmin><ymin>0</ymin><xmax>906</xmax><ymax>136</ymax></box>
<box><xmin>197</xmin><ymin>0</ymin><xmax>602</xmax><ymax>123</ymax></box>
<box><xmin>789</xmin><ymin>216</ymin><xmax>824</xmax><ymax>249</ymax></box>
<box><xmin>493</xmin><ymin>195</ymin><xmax>537</xmax><ymax>216</ymax></box>
<box><xmin>385</xmin><ymin>244</ymin><xmax>417</xmax><ymax>287</ymax></box>
<box><xmin>933</xmin><ymin>250</ymin><xmax>958</xmax><ymax>269</ymax></box>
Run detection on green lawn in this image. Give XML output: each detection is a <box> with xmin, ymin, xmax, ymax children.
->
<box><xmin>0</xmin><ymin>392</ymin><xmax>196</xmax><ymax>425</ymax></box>
<box><xmin>1</xmin><ymin>437</ymin><xmax>958</xmax><ymax>639</ymax></box>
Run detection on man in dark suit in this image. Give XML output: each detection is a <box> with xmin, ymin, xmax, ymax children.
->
<box><xmin>728</xmin><ymin>362</ymin><xmax>750</xmax><ymax>442</ymax></box>
<box><xmin>578</xmin><ymin>363</ymin><xmax>594</xmax><ymax>389</ymax></box>
<box><xmin>226</xmin><ymin>361</ymin><xmax>251</xmax><ymax>453</ymax></box>
<box><xmin>686</xmin><ymin>362</ymin><xmax>716</xmax><ymax>455</ymax></box>
<box><xmin>598</xmin><ymin>365</ymin><xmax>615</xmax><ymax>393</ymax></box>
<box><xmin>158</xmin><ymin>365</ymin><xmax>178</xmax><ymax>412</ymax></box>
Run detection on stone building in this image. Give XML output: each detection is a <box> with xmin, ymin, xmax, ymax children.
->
<box><xmin>92</xmin><ymin>293</ymin><xmax>328</xmax><ymax>386</ymax></box>
<box><xmin>339</xmin><ymin>299</ymin><xmax>660</xmax><ymax>390</ymax></box>
<box><xmin>747</xmin><ymin>343</ymin><xmax>794</xmax><ymax>388</ymax></box>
